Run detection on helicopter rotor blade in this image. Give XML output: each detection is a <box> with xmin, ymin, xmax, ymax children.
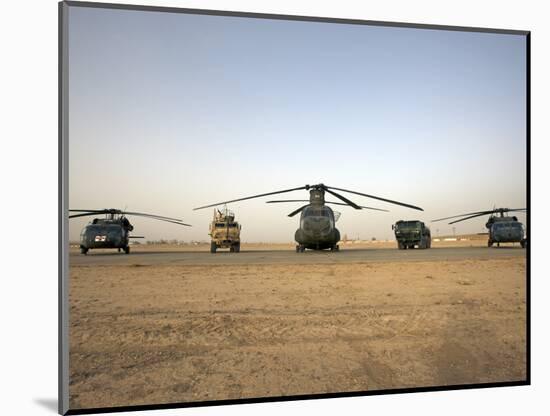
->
<box><xmin>326</xmin><ymin>186</ymin><xmax>424</xmax><ymax>211</ymax></box>
<box><xmin>265</xmin><ymin>200</ymin><xmax>389</xmax><ymax>212</ymax></box>
<box><xmin>448</xmin><ymin>212</ymin><xmax>494</xmax><ymax>225</ymax></box>
<box><xmin>193</xmin><ymin>185</ymin><xmax>308</xmax><ymax>210</ymax></box>
<box><xmin>122</xmin><ymin>211</ymin><xmax>184</xmax><ymax>222</ymax></box>
<box><xmin>288</xmin><ymin>204</ymin><xmax>310</xmax><ymax>217</ymax></box>
<box><xmin>326</xmin><ymin>201</ymin><xmax>389</xmax><ymax>212</ymax></box>
<box><xmin>323</xmin><ymin>187</ymin><xmax>362</xmax><ymax>210</ymax></box>
<box><xmin>149</xmin><ymin>218</ymin><xmax>192</xmax><ymax>226</ymax></box>
<box><xmin>266</xmin><ymin>200</ymin><xmax>311</xmax><ymax>203</ymax></box>
<box><xmin>69</xmin><ymin>209</ymin><xmax>112</xmax><ymax>213</ymax></box>
<box><xmin>69</xmin><ymin>209</ymin><xmax>190</xmax><ymax>225</ymax></box>
<box><xmin>432</xmin><ymin>208</ymin><xmax>527</xmax><ymax>223</ymax></box>
<box><xmin>432</xmin><ymin>210</ymin><xmax>495</xmax><ymax>222</ymax></box>
<box><xmin>69</xmin><ymin>212</ymin><xmax>105</xmax><ymax>219</ymax></box>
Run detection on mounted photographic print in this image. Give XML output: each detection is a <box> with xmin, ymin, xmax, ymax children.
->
<box><xmin>59</xmin><ymin>1</ymin><xmax>529</xmax><ymax>414</ymax></box>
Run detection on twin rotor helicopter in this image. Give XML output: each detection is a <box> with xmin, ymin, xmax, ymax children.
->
<box><xmin>70</xmin><ymin>185</ymin><xmax>526</xmax><ymax>254</ymax></box>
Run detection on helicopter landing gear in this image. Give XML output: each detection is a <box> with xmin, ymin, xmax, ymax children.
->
<box><xmin>123</xmin><ymin>245</ymin><xmax>130</xmax><ymax>254</ymax></box>
<box><xmin>296</xmin><ymin>244</ymin><xmax>305</xmax><ymax>253</ymax></box>
<box><xmin>330</xmin><ymin>244</ymin><xmax>339</xmax><ymax>252</ymax></box>
<box><xmin>80</xmin><ymin>246</ymin><xmax>88</xmax><ymax>255</ymax></box>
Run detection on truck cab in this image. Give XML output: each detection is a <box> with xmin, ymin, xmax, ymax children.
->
<box><xmin>209</xmin><ymin>208</ymin><xmax>241</xmax><ymax>253</ymax></box>
<box><xmin>393</xmin><ymin>220</ymin><xmax>431</xmax><ymax>249</ymax></box>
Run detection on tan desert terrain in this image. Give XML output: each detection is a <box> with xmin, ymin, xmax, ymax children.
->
<box><xmin>68</xmin><ymin>241</ymin><xmax>526</xmax><ymax>409</ymax></box>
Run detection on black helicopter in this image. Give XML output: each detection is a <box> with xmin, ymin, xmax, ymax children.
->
<box><xmin>69</xmin><ymin>208</ymin><xmax>191</xmax><ymax>254</ymax></box>
<box><xmin>194</xmin><ymin>184</ymin><xmax>423</xmax><ymax>252</ymax></box>
<box><xmin>432</xmin><ymin>207</ymin><xmax>527</xmax><ymax>248</ymax></box>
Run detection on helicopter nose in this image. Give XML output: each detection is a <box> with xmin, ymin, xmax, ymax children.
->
<box><xmin>304</xmin><ymin>217</ymin><xmax>330</xmax><ymax>235</ymax></box>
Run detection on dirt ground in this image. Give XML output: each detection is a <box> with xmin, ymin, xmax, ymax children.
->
<box><xmin>68</xmin><ymin>250</ymin><xmax>526</xmax><ymax>409</ymax></box>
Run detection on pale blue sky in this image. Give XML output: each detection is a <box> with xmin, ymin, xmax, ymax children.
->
<box><xmin>68</xmin><ymin>6</ymin><xmax>527</xmax><ymax>242</ymax></box>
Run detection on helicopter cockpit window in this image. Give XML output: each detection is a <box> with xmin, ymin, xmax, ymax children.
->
<box><xmin>303</xmin><ymin>206</ymin><xmax>332</xmax><ymax>218</ymax></box>
<box><xmin>493</xmin><ymin>222</ymin><xmax>521</xmax><ymax>229</ymax></box>
<box><xmin>88</xmin><ymin>224</ymin><xmax>121</xmax><ymax>237</ymax></box>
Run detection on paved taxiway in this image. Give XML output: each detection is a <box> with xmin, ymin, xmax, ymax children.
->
<box><xmin>70</xmin><ymin>246</ymin><xmax>526</xmax><ymax>266</ymax></box>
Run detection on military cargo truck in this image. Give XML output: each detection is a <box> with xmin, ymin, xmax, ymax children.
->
<box><xmin>209</xmin><ymin>207</ymin><xmax>241</xmax><ymax>253</ymax></box>
<box><xmin>392</xmin><ymin>220</ymin><xmax>431</xmax><ymax>249</ymax></box>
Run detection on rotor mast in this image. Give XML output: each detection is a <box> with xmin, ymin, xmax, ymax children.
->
<box><xmin>308</xmin><ymin>185</ymin><xmax>325</xmax><ymax>206</ymax></box>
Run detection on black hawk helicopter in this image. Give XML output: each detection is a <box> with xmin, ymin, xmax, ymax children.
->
<box><xmin>69</xmin><ymin>208</ymin><xmax>191</xmax><ymax>254</ymax></box>
<box><xmin>194</xmin><ymin>184</ymin><xmax>423</xmax><ymax>252</ymax></box>
<box><xmin>432</xmin><ymin>207</ymin><xmax>527</xmax><ymax>248</ymax></box>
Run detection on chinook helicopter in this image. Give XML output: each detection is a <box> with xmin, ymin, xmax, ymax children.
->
<box><xmin>70</xmin><ymin>208</ymin><xmax>191</xmax><ymax>254</ymax></box>
<box><xmin>432</xmin><ymin>207</ymin><xmax>527</xmax><ymax>248</ymax></box>
<box><xmin>194</xmin><ymin>184</ymin><xmax>423</xmax><ymax>252</ymax></box>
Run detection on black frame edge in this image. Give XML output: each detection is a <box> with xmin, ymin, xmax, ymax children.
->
<box><xmin>525</xmin><ymin>31</ymin><xmax>531</xmax><ymax>385</ymax></box>
<box><xmin>66</xmin><ymin>380</ymin><xmax>529</xmax><ymax>415</ymax></box>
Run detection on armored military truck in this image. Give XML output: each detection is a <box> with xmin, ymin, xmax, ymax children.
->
<box><xmin>209</xmin><ymin>207</ymin><xmax>241</xmax><ymax>253</ymax></box>
<box><xmin>392</xmin><ymin>220</ymin><xmax>431</xmax><ymax>249</ymax></box>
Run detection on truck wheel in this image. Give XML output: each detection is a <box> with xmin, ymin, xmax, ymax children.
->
<box><xmin>229</xmin><ymin>246</ymin><xmax>234</xmax><ymax>252</ymax></box>
<box><xmin>331</xmin><ymin>244</ymin><xmax>339</xmax><ymax>252</ymax></box>
<box><xmin>234</xmin><ymin>243</ymin><xmax>240</xmax><ymax>253</ymax></box>
<box><xmin>80</xmin><ymin>246</ymin><xmax>88</xmax><ymax>255</ymax></box>
<box><xmin>296</xmin><ymin>244</ymin><xmax>305</xmax><ymax>253</ymax></box>
<box><xmin>123</xmin><ymin>246</ymin><xmax>130</xmax><ymax>254</ymax></box>
<box><xmin>488</xmin><ymin>239</ymin><xmax>493</xmax><ymax>247</ymax></box>
<box><xmin>521</xmin><ymin>239</ymin><xmax>526</xmax><ymax>249</ymax></box>
<box><xmin>210</xmin><ymin>242</ymin><xmax>217</xmax><ymax>253</ymax></box>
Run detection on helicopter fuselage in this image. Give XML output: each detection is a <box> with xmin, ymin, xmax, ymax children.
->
<box><xmin>487</xmin><ymin>216</ymin><xmax>525</xmax><ymax>246</ymax></box>
<box><xmin>294</xmin><ymin>204</ymin><xmax>340</xmax><ymax>250</ymax></box>
<box><xmin>79</xmin><ymin>218</ymin><xmax>133</xmax><ymax>254</ymax></box>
